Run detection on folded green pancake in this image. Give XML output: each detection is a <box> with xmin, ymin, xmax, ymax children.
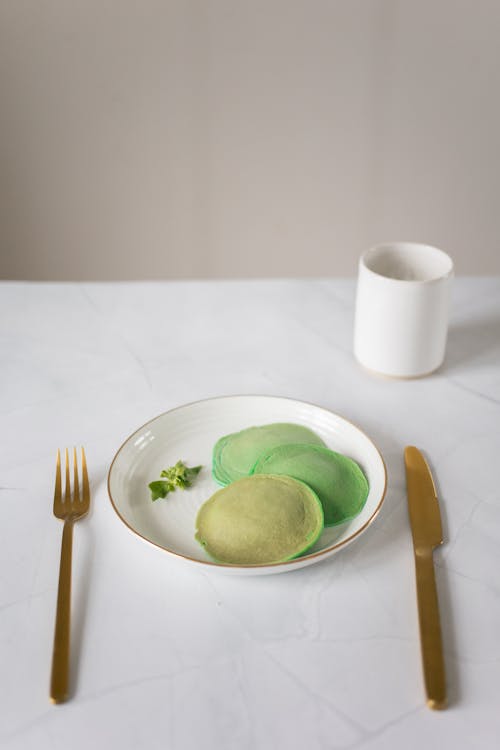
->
<box><xmin>195</xmin><ymin>474</ymin><xmax>324</xmax><ymax>565</ymax></box>
<box><xmin>212</xmin><ymin>423</ymin><xmax>326</xmax><ymax>486</ymax></box>
<box><xmin>252</xmin><ymin>444</ymin><xmax>369</xmax><ymax>527</ymax></box>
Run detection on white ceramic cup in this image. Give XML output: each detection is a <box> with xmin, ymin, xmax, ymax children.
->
<box><xmin>354</xmin><ymin>242</ymin><xmax>454</xmax><ymax>378</ymax></box>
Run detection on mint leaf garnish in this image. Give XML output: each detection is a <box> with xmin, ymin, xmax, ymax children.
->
<box><xmin>149</xmin><ymin>461</ymin><xmax>202</xmax><ymax>501</ymax></box>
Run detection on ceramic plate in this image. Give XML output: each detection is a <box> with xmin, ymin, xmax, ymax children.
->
<box><xmin>108</xmin><ymin>395</ymin><xmax>387</xmax><ymax>575</ymax></box>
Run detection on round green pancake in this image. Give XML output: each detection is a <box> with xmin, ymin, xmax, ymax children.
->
<box><xmin>212</xmin><ymin>423</ymin><xmax>325</xmax><ymax>486</ymax></box>
<box><xmin>252</xmin><ymin>444</ymin><xmax>369</xmax><ymax>527</ymax></box>
<box><xmin>195</xmin><ymin>474</ymin><xmax>324</xmax><ymax>565</ymax></box>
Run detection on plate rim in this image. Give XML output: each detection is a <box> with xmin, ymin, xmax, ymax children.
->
<box><xmin>107</xmin><ymin>394</ymin><xmax>388</xmax><ymax>571</ymax></box>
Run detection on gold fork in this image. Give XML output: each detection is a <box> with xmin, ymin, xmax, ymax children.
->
<box><xmin>50</xmin><ymin>447</ymin><xmax>90</xmax><ymax>704</ymax></box>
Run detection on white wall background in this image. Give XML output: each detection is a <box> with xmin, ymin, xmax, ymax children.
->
<box><xmin>0</xmin><ymin>0</ymin><xmax>499</xmax><ymax>280</ymax></box>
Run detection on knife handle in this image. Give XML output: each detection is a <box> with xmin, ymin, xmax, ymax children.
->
<box><xmin>414</xmin><ymin>548</ymin><xmax>447</xmax><ymax>709</ymax></box>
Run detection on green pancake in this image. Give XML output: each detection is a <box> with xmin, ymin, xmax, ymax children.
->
<box><xmin>195</xmin><ymin>474</ymin><xmax>324</xmax><ymax>565</ymax></box>
<box><xmin>252</xmin><ymin>444</ymin><xmax>369</xmax><ymax>527</ymax></box>
<box><xmin>212</xmin><ymin>423</ymin><xmax>326</xmax><ymax>486</ymax></box>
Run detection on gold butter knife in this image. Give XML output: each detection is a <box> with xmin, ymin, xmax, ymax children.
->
<box><xmin>404</xmin><ymin>446</ymin><xmax>447</xmax><ymax>710</ymax></box>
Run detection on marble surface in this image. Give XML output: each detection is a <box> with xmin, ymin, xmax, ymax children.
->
<box><xmin>1</xmin><ymin>277</ymin><xmax>499</xmax><ymax>749</ymax></box>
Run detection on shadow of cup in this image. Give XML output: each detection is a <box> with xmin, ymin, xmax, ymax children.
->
<box><xmin>444</xmin><ymin>315</ymin><xmax>500</xmax><ymax>372</ymax></box>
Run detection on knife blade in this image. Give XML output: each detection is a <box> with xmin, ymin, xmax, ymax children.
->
<box><xmin>404</xmin><ymin>446</ymin><xmax>447</xmax><ymax>710</ymax></box>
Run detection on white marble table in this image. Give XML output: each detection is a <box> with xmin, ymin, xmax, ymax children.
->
<box><xmin>1</xmin><ymin>278</ymin><xmax>499</xmax><ymax>750</ymax></box>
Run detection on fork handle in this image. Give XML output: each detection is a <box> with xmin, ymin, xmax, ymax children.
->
<box><xmin>50</xmin><ymin>519</ymin><xmax>74</xmax><ymax>703</ymax></box>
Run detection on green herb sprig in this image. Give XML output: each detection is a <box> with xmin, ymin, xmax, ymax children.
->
<box><xmin>149</xmin><ymin>461</ymin><xmax>202</xmax><ymax>501</ymax></box>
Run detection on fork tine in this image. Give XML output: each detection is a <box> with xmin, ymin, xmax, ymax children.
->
<box><xmin>64</xmin><ymin>448</ymin><xmax>71</xmax><ymax>503</ymax></box>
<box><xmin>54</xmin><ymin>449</ymin><xmax>62</xmax><ymax>507</ymax></box>
<box><xmin>81</xmin><ymin>447</ymin><xmax>90</xmax><ymax>507</ymax></box>
<box><xmin>73</xmin><ymin>447</ymin><xmax>80</xmax><ymax>504</ymax></box>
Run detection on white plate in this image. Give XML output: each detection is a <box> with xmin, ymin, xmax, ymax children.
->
<box><xmin>108</xmin><ymin>395</ymin><xmax>387</xmax><ymax>575</ymax></box>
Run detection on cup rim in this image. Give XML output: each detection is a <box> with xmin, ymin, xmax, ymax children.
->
<box><xmin>360</xmin><ymin>242</ymin><xmax>454</xmax><ymax>284</ymax></box>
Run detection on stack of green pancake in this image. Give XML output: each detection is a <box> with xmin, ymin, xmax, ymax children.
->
<box><xmin>195</xmin><ymin>423</ymin><xmax>369</xmax><ymax>565</ymax></box>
